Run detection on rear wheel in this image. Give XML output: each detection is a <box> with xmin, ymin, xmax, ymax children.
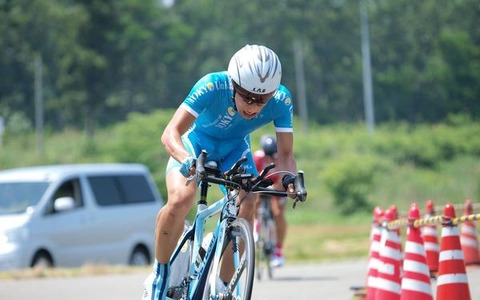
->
<box><xmin>255</xmin><ymin>216</ymin><xmax>275</xmax><ymax>280</ymax></box>
<box><xmin>202</xmin><ymin>218</ymin><xmax>255</xmax><ymax>300</ymax></box>
<box><xmin>31</xmin><ymin>251</ymin><xmax>53</xmax><ymax>269</ymax></box>
<box><xmin>129</xmin><ymin>245</ymin><xmax>150</xmax><ymax>266</ymax></box>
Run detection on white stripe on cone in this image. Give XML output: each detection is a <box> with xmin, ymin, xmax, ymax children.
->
<box><xmin>403</xmin><ymin>259</ymin><xmax>430</xmax><ymax>275</ymax></box>
<box><xmin>439</xmin><ymin>249</ymin><xmax>465</xmax><ymax>261</ymax></box>
<box><xmin>461</xmin><ymin>236</ymin><xmax>479</xmax><ymax>248</ymax></box>
<box><xmin>422</xmin><ymin>226</ymin><xmax>437</xmax><ymax>236</ymax></box>
<box><xmin>423</xmin><ymin>241</ymin><xmax>440</xmax><ymax>251</ymax></box>
<box><xmin>436</xmin><ymin>273</ymin><xmax>469</xmax><ymax>286</ymax></box>
<box><xmin>376</xmin><ymin>277</ymin><xmax>402</xmax><ymax>294</ymax></box>
<box><xmin>461</xmin><ymin>225</ymin><xmax>477</xmax><ymax>236</ymax></box>
<box><xmin>401</xmin><ymin>278</ymin><xmax>433</xmax><ymax>295</ymax></box>
<box><xmin>404</xmin><ymin>241</ymin><xmax>425</xmax><ymax>255</ymax></box>
<box><xmin>441</xmin><ymin>226</ymin><xmax>460</xmax><ymax>237</ymax></box>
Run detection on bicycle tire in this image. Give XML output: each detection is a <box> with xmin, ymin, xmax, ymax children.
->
<box><xmin>202</xmin><ymin>218</ymin><xmax>255</xmax><ymax>300</ymax></box>
<box><xmin>255</xmin><ymin>197</ymin><xmax>276</xmax><ymax>280</ymax></box>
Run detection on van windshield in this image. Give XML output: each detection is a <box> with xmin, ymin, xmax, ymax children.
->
<box><xmin>0</xmin><ymin>182</ymin><xmax>49</xmax><ymax>215</ymax></box>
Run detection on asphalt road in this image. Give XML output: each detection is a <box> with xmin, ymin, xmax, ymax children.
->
<box><xmin>1</xmin><ymin>260</ymin><xmax>479</xmax><ymax>300</ymax></box>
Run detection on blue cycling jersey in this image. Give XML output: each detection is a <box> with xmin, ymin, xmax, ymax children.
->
<box><xmin>167</xmin><ymin>71</ymin><xmax>294</xmax><ymax>175</ymax></box>
<box><xmin>182</xmin><ymin>71</ymin><xmax>293</xmax><ymax>140</ymax></box>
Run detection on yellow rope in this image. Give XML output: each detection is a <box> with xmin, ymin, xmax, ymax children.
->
<box><xmin>384</xmin><ymin>213</ymin><xmax>480</xmax><ymax>230</ymax></box>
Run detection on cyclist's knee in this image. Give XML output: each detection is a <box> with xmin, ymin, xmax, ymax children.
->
<box><xmin>168</xmin><ymin>196</ymin><xmax>194</xmax><ymax>216</ymax></box>
<box><xmin>166</xmin><ymin>188</ymin><xmax>196</xmax><ymax>218</ymax></box>
<box><xmin>239</xmin><ymin>194</ymin><xmax>256</xmax><ymax>221</ymax></box>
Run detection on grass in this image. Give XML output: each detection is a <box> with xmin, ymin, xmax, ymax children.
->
<box><xmin>285</xmin><ymin>223</ymin><xmax>371</xmax><ymax>263</ymax></box>
<box><xmin>0</xmin><ymin>264</ymin><xmax>150</xmax><ymax>280</ymax></box>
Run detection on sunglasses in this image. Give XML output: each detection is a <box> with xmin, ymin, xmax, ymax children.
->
<box><xmin>232</xmin><ymin>82</ymin><xmax>275</xmax><ymax>106</ymax></box>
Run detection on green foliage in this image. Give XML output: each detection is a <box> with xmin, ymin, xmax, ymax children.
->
<box><xmin>4</xmin><ymin>111</ymin><xmax>32</xmax><ymax>134</ymax></box>
<box><xmin>97</xmin><ymin>110</ymin><xmax>174</xmax><ymax>197</ymax></box>
<box><xmin>1</xmin><ymin>0</ymin><xmax>479</xmax><ymax>132</ymax></box>
<box><xmin>323</xmin><ymin>154</ymin><xmax>389</xmax><ymax>215</ymax></box>
<box><xmin>1</xmin><ymin>111</ymin><xmax>480</xmax><ymax>222</ymax></box>
<box><xmin>101</xmin><ymin>110</ymin><xmax>171</xmax><ymax>168</ymax></box>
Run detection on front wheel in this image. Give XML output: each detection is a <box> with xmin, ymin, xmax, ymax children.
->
<box><xmin>202</xmin><ymin>218</ymin><xmax>255</xmax><ymax>300</ymax></box>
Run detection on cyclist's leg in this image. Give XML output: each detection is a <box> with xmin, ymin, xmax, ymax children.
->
<box><xmin>143</xmin><ymin>260</ymin><xmax>171</xmax><ymax>300</ymax></box>
<box><xmin>255</xmin><ymin>194</ymin><xmax>275</xmax><ymax>279</ymax></box>
<box><xmin>156</xmin><ymin>162</ymin><xmax>197</xmax><ymax>263</ymax></box>
<box><xmin>255</xmin><ymin>194</ymin><xmax>269</xmax><ymax>244</ymax></box>
<box><xmin>156</xmin><ymin>133</ymin><xmax>199</xmax><ymax>263</ymax></box>
<box><xmin>148</xmin><ymin>135</ymin><xmax>198</xmax><ymax>299</ymax></box>
<box><xmin>270</xmin><ymin>196</ymin><xmax>287</xmax><ymax>267</ymax></box>
<box><xmin>147</xmin><ymin>169</ymin><xmax>196</xmax><ymax>300</ymax></box>
<box><xmin>271</xmin><ymin>196</ymin><xmax>287</xmax><ymax>246</ymax></box>
<box><xmin>253</xmin><ymin>194</ymin><xmax>262</xmax><ymax>242</ymax></box>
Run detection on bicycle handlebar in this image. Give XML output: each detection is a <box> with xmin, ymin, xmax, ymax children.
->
<box><xmin>192</xmin><ymin>150</ymin><xmax>308</xmax><ymax>208</ymax></box>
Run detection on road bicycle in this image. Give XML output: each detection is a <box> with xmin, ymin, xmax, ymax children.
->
<box><xmin>254</xmin><ymin>193</ymin><xmax>277</xmax><ymax>280</ymax></box>
<box><xmin>165</xmin><ymin>150</ymin><xmax>307</xmax><ymax>300</ymax></box>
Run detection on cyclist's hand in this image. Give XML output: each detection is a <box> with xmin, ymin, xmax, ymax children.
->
<box><xmin>283</xmin><ymin>172</ymin><xmax>308</xmax><ymax>206</ymax></box>
<box><xmin>179</xmin><ymin>156</ymin><xmax>196</xmax><ymax>177</ymax></box>
<box><xmin>282</xmin><ymin>174</ymin><xmax>296</xmax><ymax>199</ymax></box>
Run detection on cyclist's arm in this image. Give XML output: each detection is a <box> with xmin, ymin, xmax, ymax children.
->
<box><xmin>161</xmin><ymin>106</ymin><xmax>196</xmax><ymax>163</ymax></box>
<box><xmin>274</xmin><ymin>131</ymin><xmax>297</xmax><ymax>193</ymax></box>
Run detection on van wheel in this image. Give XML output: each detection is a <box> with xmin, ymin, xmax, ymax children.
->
<box><xmin>129</xmin><ymin>245</ymin><xmax>150</xmax><ymax>266</ymax></box>
<box><xmin>31</xmin><ymin>251</ymin><xmax>53</xmax><ymax>269</ymax></box>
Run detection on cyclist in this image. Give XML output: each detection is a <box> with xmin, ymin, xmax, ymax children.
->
<box><xmin>143</xmin><ymin>44</ymin><xmax>300</xmax><ymax>300</ymax></box>
<box><xmin>253</xmin><ymin>135</ymin><xmax>288</xmax><ymax>267</ymax></box>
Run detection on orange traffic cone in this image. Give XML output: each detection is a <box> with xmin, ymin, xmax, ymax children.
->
<box><xmin>422</xmin><ymin>200</ymin><xmax>439</xmax><ymax>277</ymax></box>
<box><xmin>365</xmin><ymin>206</ymin><xmax>384</xmax><ymax>299</ymax></box>
<box><xmin>436</xmin><ymin>204</ymin><xmax>471</xmax><ymax>300</ymax></box>
<box><xmin>460</xmin><ymin>199</ymin><xmax>480</xmax><ymax>266</ymax></box>
<box><xmin>375</xmin><ymin>208</ymin><xmax>402</xmax><ymax>300</ymax></box>
<box><xmin>400</xmin><ymin>203</ymin><xmax>433</xmax><ymax>300</ymax></box>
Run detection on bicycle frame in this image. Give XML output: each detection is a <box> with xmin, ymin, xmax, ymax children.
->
<box><xmin>170</xmin><ymin>182</ymin><xmax>244</xmax><ymax>300</ymax></box>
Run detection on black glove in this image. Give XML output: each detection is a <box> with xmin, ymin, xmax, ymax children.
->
<box><xmin>282</xmin><ymin>174</ymin><xmax>296</xmax><ymax>190</ymax></box>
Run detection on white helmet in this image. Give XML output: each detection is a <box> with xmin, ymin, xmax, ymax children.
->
<box><xmin>227</xmin><ymin>44</ymin><xmax>282</xmax><ymax>95</ymax></box>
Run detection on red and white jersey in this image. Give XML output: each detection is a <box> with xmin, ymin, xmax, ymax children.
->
<box><xmin>253</xmin><ymin>149</ymin><xmax>279</xmax><ymax>183</ymax></box>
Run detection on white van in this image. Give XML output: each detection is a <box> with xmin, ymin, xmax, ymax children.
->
<box><xmin>0</xmin><ymin>163</ymin><xmax>164</xmax><ymax>270</ymax></box>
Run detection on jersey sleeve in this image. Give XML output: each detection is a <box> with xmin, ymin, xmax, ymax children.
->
<box><xmin>272</xmin><ymin>86</ymin><xmax>294</xmax><ymax>133</ymax></box>
<box><xmin>181</xmin><ymin>73</ymin><xmax>223</xmax><ymax>118</ymax></box>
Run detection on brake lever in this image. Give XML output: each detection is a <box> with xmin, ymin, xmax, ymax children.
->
<box><xmin>292</xmin><ymin>171</ymin><xmax>307</xmax><ymax>209</ymax></box>
<box><xmin>293</xmin><ymin>199</ymin><xmax>299</xmax><ymax>209</ymax></box>
<box><xmin>258</xmin><ymin>163</ymin><xmax>275</xmax><ymax>180</ymax></box>
<box><xmin>225</xmin><ymin>156</ymin><xmax>248</xmax><ymax>177</ymax></box>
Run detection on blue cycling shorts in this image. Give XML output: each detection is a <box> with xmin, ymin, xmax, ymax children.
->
<box><xmin>165</xmin><ymin>130</ymin><xmax>259</xmax><ymax>177</ymax></box>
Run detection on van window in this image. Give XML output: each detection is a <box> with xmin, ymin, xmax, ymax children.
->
<box><xmin>44</xmin><ymin>179</ymin><xmax>84</xmax><ymax>215</ymax></box>
<box><xmin>88</xmin><ymin>175</ymin><xmax>155</xmax><ymax>206</ymax></box>
<box><xmin>0</xmin><ymin>182</ymin><xmax>49</xmax><ymax>215</ymax></box>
